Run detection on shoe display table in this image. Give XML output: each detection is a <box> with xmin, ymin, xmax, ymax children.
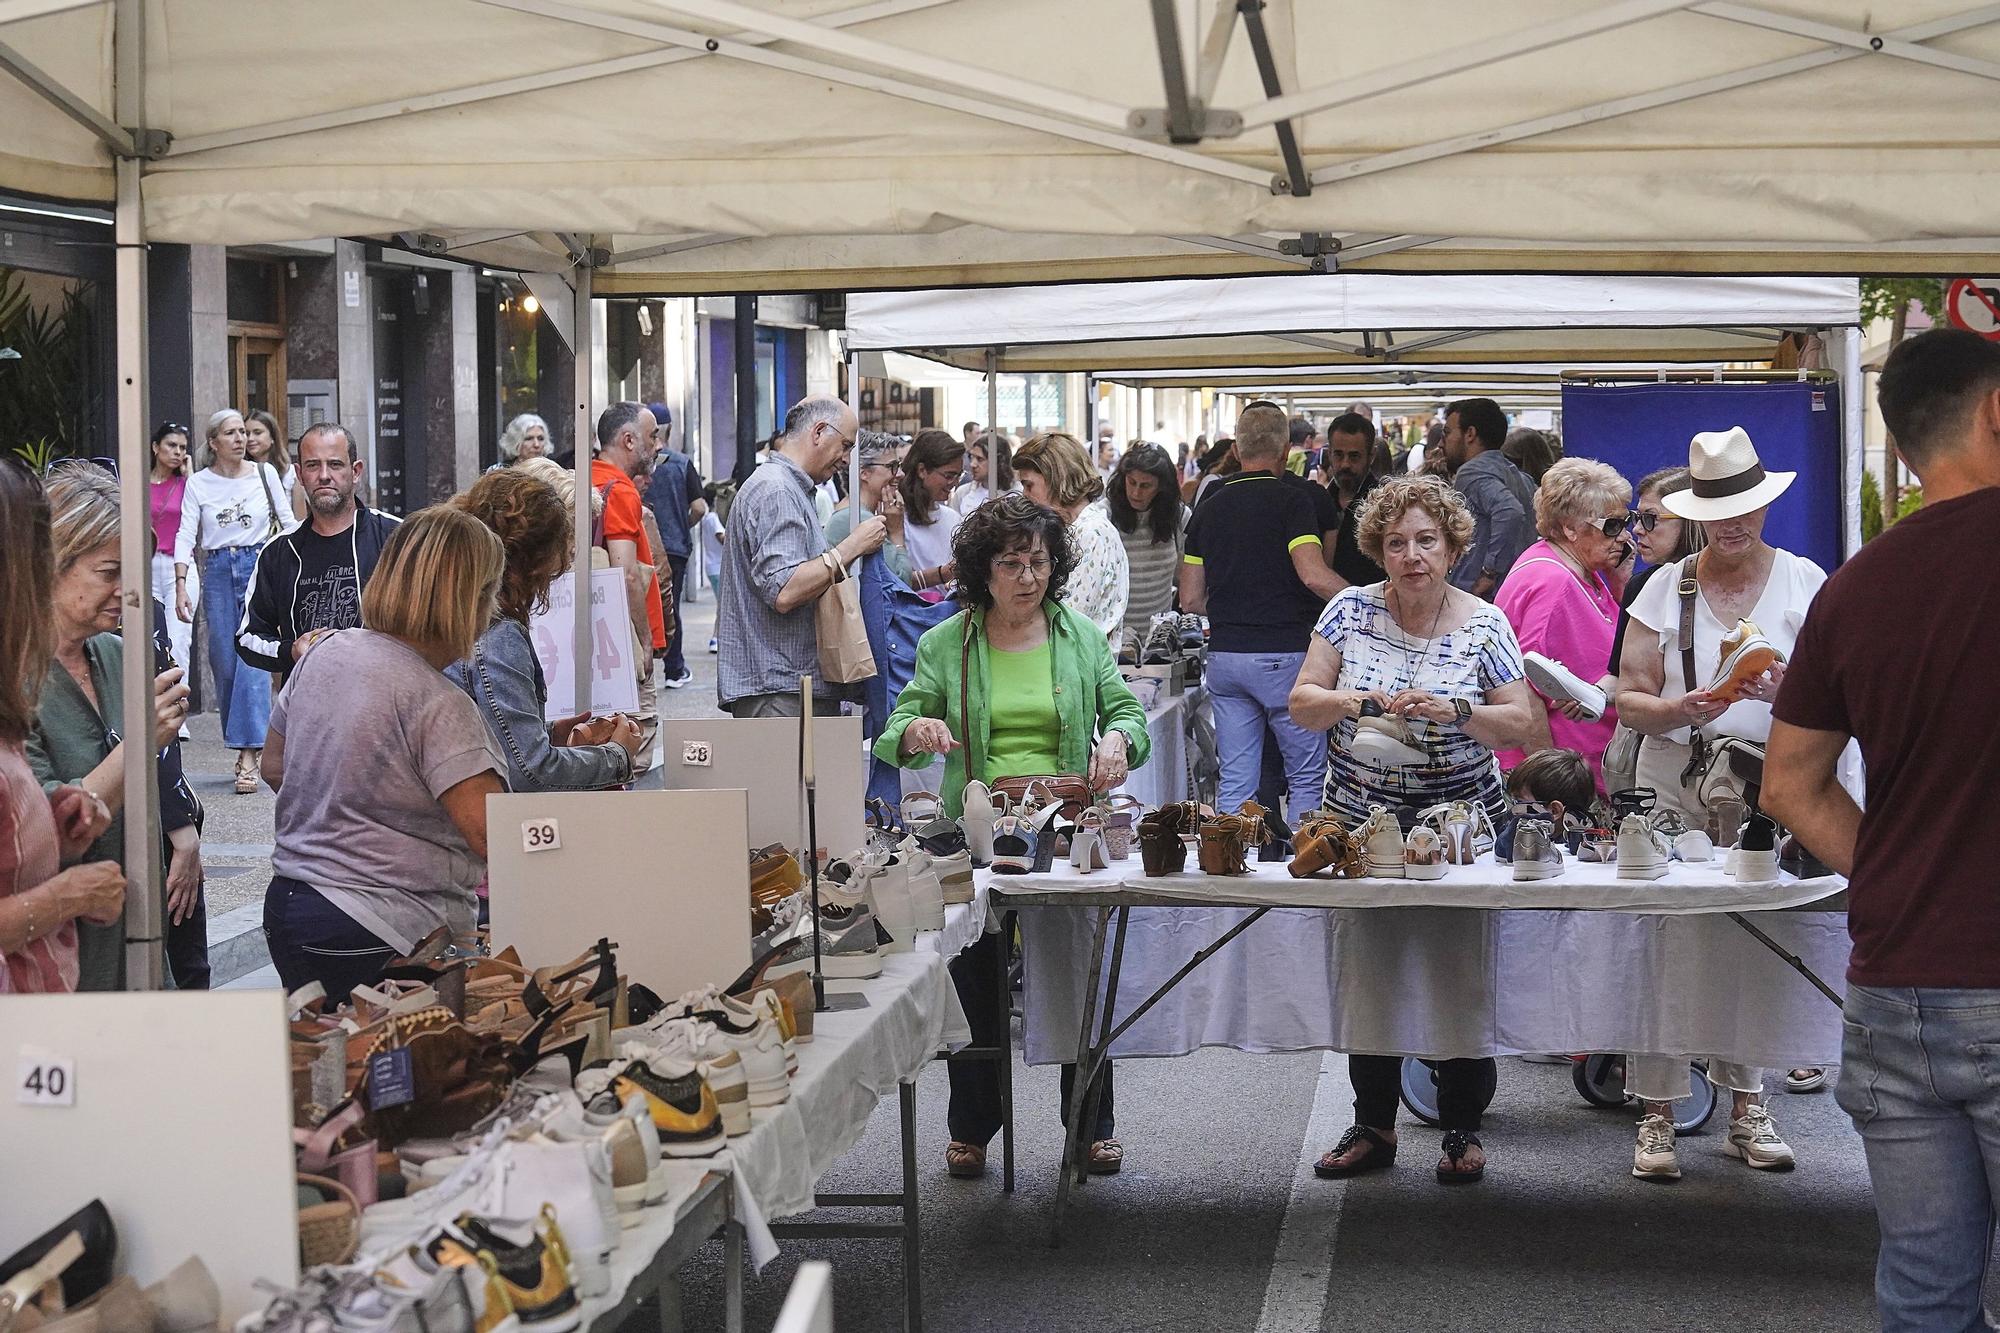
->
<box><xmin>578</xmin><ymin>950</ymin><xmax>970</xmax><ymax>1333</ymax></box>
<box><xmin>980</xmin><ymin>862</ymin><xmax>1846</xmax><ymax>1243</ymax></box>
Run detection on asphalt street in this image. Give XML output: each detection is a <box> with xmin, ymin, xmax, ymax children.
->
<box><xmin>182</xmin><ymin>588</ymin><xmax>1991</xmax><ymax>1331</ymax></box>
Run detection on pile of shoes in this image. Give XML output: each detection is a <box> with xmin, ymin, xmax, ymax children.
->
<box><xmin>1288</xmin><ymin>811</ymin><xmax>1366</xmax><ymax>879</ymax></box>
<box><xmin>0</xmin><ymin>1202</ymin><xmax>219</xmax><ymax>1333</ymax></box>
<box><xmin>1116</xmin><ymin>612</ymin><xmax>1207</xmax><ymax>694</ymax></box>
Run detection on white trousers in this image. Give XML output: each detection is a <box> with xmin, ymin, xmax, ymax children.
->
<box><xmin>1627</xmin><ymin>731</ymin><xmax>1766</xmax><ymax>1103</ymax></box>
<box><xmin>150</xmin><ymin>551</ymin><xmax>197</xmax><ymax>673</ymax></box>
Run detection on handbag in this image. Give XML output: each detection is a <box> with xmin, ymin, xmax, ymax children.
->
<box><xmin>815</xmin><ymin>551</ymin><xmax>878</xmax><ymax>684</ymax></box>
<box><xmin>1674</xmin><ymin>555</ymin><xmax>1766</xmax><ymax>800</ymax></box>
<box><xmin>255</xmin><ymin>463</ymin><xmax>288</xmax><ymax>539</ymax></box>
<box><xmin>959</xmin><ymin>615</ymin><xmax>1092</xmax><ymax>819</ymax></box>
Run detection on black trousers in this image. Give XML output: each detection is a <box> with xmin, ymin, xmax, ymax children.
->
<box><xmin>947</xmin><ymin>931</ymin><xmax>1115</xmax><ymax>1146</ymax></box>
<box><xmin>165</xmin><ymin>884</ymin><xmax>210</xmax><ymax>989</ymax></box>
<box><xmin>1350</xmin><ymin>1055</ymin><xmax>1496</xmax><ymax>1133</ymax></box>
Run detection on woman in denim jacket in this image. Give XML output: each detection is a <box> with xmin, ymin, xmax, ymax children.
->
<box><xmin>448</xmin><ymin>471</ymin><xmax>645</xmax><ymax>792</ymax></box>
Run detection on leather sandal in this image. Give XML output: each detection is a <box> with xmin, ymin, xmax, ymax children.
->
<box><xmin>1087</xmin><ymin>1138</ymin><xmax>1124</xmax><ymax>1175</ymax></box>
<box><xmin>1313</xmin><ymin>1124</ymin><xmax>1397</xmax><ymax>1178</ymax></box>
<box><xmin>945</xmin><ymin>1141</ymin><xmax>986</xmax><ymax>1179</ymax></box>
<box><xmin>1436</xmin><ymin>1129</ymin><xmax>1485</xmax><ymax>1184</ymax></box>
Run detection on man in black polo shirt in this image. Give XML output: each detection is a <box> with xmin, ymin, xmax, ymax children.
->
<box><xmin>1323</xmin><ymin>411</ymin><xmax>1387</xmax><ymax>587</ymax></box>
<box><xmin>1181</xmin><ymin>403</ymin><xmax>1347</xmax><ymax>823</ymax></box>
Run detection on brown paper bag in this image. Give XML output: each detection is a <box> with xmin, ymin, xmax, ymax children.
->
<box><xmin>815</xmin><ymin>555</ymin><xmax>877</xmax><ymax>683</ymax></box>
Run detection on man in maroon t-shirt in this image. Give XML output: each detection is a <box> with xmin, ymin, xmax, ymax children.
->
<box><xmin>1766</xmin><ymin>328</ymin><xmax>2000</xmax><ymax>1333</ymax></box>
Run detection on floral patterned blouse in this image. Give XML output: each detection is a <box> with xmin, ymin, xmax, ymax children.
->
<box><xmin>1063</xmin><ymin>501</ymin><xmax>1130</xmax><ymax>644</ymax></box>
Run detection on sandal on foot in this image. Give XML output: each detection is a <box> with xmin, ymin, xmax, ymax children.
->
<box><xmin>1313</xmin><ymin>1125</ymin><xmax>1397</xmax><ymax>1179</ymax></box>
<box><xmin>1436</xmin><ymin>1129</ymin><xmax>1484</xmax><ymax>1184</ymax></box>
<box><xmin>1087</xmin><ymin>1138</ymin><xmax>1124</xmax><ymax>1175</ymax></box>
<box><xmin>945</xmin><ymin>1141</ymin><xmax>987</xmax><ymax>1179</ymax></box>
<box><xmin>1784</xmin><ymin>1067</ymin><xmax>1826</xmax><ymax>1093</ymax></box>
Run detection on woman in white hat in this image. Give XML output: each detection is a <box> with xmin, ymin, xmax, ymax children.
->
<box><xmin>1611</xmin><ymin>425</ymin><xmax>1826</xmax><ymax>1183</ymax></box>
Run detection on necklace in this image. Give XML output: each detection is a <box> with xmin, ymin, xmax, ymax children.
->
<box><xmin>1387</xmin><ymin>584</ymin><xmax>1450</xmax><ymax>694</ymax></box>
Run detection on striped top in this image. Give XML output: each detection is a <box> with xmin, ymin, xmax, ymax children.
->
<box><xmin>1314</xmin><ymin>584</ymin><xmax>1526</xmax><ymax>823</ymax></box>
<box><xmin>1116</xmin><ymin>505</ymin><xmax>1187</xmax><ymax>640</ymax></box>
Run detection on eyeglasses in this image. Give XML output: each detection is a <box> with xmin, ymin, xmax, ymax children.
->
<box><xmin>821</xmin><ymin>424</ymin><xmax>856</xmax><ymax>450</ymax></box>
<box><xmin>1590</xmin><ymin>514</ymin><xmax>1628</xmax><ymax>539</ymax></box>
<box><xmin>993</xmin><ymin>556</ymin><xmax>1052</xmax><ymax>581</ymax></box>
<box><xmin>1627</xmin><ymin>509</ymin><xmax>1668</xmax><ymax>533</ymax></box>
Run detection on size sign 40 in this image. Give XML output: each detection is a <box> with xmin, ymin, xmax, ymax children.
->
<box><xmin>18</xmin><ymin>1049</ymin><xmax>76</xmax><ymax>1107</ymax></box>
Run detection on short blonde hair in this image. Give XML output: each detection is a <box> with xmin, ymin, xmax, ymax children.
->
<box><xmin>1355</xmin><ymin>474</ymin><xmax>1476</xmax><ymax>566</ymax></box>
<box><xmin>1013</xmin><ymin>432</ymin><xmax>1103</xmax><ymax>510</ymax></box>
<box><xmin>1534</xmin><ymin>457</ymin><xmax>1632</xmax><ymax>540</ymax></box>
<box><xmin>361</xmin><ymin>506</ymin><xmax>504</xmax><ymax>664</ymax></box>
<box><xmin>516</xmin><ymin>456</ymin><xmax>602</xmax><ymax>522</ymax></box>
<box><xmin>43</xmin><ymin>462</ymin><xmax>121</xmax><ymax>573</ymax></box>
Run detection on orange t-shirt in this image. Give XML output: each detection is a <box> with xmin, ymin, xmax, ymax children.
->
<box><xmin>591</xmin><ymin>458</ymin><xmax>666</xmax><ymax>650</ymax></box>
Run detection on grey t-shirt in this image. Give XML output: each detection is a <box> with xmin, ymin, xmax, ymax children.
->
<box><xmin>270</xmin><ymin>629</ymin><xmax>505</xmax><ymax>952</ymax></box>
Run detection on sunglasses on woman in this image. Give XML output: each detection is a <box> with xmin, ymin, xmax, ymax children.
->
<box><xmin>1626</xmin><ymin>509</ymin><xmax>1668</xmax><ymax>534</ymax></box>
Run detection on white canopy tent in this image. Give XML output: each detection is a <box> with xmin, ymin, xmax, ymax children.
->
<box><xmin>0</xmin><ymin>0</ymin><xmax>1952</xmax><ymax>987</ymax></box>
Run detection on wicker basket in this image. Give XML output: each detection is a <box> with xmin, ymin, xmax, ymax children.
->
<box><xmin>296</xmin><ymin>1173</ymin><xmax>359</xmax><ymax>1267</ymax></box>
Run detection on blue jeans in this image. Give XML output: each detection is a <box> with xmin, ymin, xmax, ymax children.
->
<box><xmin>264</xmin><ymin>875</ymin><xmax>399</xmax><ymax>999</ymax></box>
<box><xmin>201</xmin><ymin>545</ymin><xmax>272</xmax><ymax>748</ymax></box>
<box><xmin>1206</xmin><ymin>650</ymin><xmax>1327</xmax><ymax>824</ymax></box>
<box><xmin>1837</xmin><ymin>984</ymin><xmax>2000</xmax><ymax>1332</ymax></box>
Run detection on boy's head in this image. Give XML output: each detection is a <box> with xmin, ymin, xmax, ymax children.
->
<box><xmin>1506</xmin><ymin>749</ymin><xmax>1596</xmax><ymax>821</ymax></box>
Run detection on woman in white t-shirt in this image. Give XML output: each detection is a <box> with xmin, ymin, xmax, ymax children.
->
<box><xmin>245</xmin><ymin>408</ymin><xmax>305</xmax><ymax>522</ymax></box>
<box><xmin>897</xmin><ymin>430</ymin><xmax>966</xmax><ymax>597</ymax></box>
<box><xmin>174</xmin><ymin>409</ymin><xmax>289</xmax><ymax>791</ymax></box>
<box><xmin>1614</xmin><ymin>426</ymin><xmax>1822</xmax><ymax>1182</ymax></box>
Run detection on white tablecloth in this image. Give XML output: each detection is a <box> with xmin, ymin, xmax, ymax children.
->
<box><xmin>989</xmin><ymin>862</ymin><xmax>1849</xmax><ymax>1069</ymax></box>
<box><xmin>1119</xmin><ymin>688</ymin><xmax>1204</xmax><ymax>810</ymax></box>
<box><xmin>918</xmin><ymin>882</ymin><xmax>991</xmax><ymax>961</ymax></box>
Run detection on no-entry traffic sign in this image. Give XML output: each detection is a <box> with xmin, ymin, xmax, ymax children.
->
<box><xmin>1945</xmin><ymin>278</ymin><xmax>2000</xmax><ymax>339</ymax></box>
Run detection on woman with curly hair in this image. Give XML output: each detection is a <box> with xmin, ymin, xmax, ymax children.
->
<box><xmin>875</xmin><ymin>494</ymin><xmax>1151</xmax><ymax>1182</ymax></box>
<box><xmin>1289</xmin><ymin>473</ymin><xmax>1539</xmax><ymax>1187</ymax></box>
<box><xmin>1105</xmin><ymin>443</ymin><xmax>1186</xmax><ymax>642</ymax></box>
<box><xmin>446</xmin><ymin>470</ymin><xmax>645</xmax><ymax>792</ymax></box>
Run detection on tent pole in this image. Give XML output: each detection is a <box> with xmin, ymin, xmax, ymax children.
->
<box><xmin>571</xmin><ymin>258</ymin><xmax>594</xmax><ymax>716</ymax></box>
<box><xmin>1837</xmin><ymin>325</ymin><xmax>1864</xmax><ymax>560</ymax></box>
<box><xmin>113</xmin><ymin>0</ymin><xmax>163</xmax><ymax>991</ymax></box>
<box><xmin>1083</xmin><ymin>373</ymin><xmax>1096</xmax><ymax>447</ymax></box>
<box><xmin>985</xmin><ymin>349</ymin><xmax>999</xmax><ymax>492</ymax></box>
<box><xmin>845</xmin><ymin>342</ymin><xmax>860</xmax><ymax>524</ymax></box>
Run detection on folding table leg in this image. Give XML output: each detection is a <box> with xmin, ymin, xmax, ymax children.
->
<box><xmin>901</xmin><ymin>1080</ymin><xmax>923</xmax><ymax>1333</ymax></box>
<box><xmin>1075</xmin><ymin>907</ymin><xmax>1131</xmax><ymax>1188</ymax></box>
<box><xmin>723</xmin><ymin>1217</ymin><xmax>743</xmax><ymax>1333</ymax></box>
<box><xmin>998</xmin><ymin>911</ymin><xmax>1016</xmax><ymax>1194</ymax></box>
<box><xmin>655</xmin><ymin>1275</ymin><xmax>682</xmax><ymax>1333</ymax></box>
<box><xmin>1052</xmin><ymin>904</ymin><xmax>1112</xmax><ymax>1245</ymax></box>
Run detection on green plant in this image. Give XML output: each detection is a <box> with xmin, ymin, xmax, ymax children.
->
<box><xmin>1860</xmin><ymin>469</ymin><xmax>1884</xmax><ymax>544</ymax></box>
<box><xmin>1859</xmin><ymin>278</ymin><xmax>1945</xmax><ymax>330</ymax></box>
<box><xmin>1895</xmin><ymin>483</ymin><xmax>1924</xmax><ymax>523</ymax></box>
<box><xmin>10</xmin><ymin>438</ymin><xmax>59</xmax><ymax>473</ymax></box>
<box><xmin>0</xmin><ymin>267</ymin><xmax>98</xmax><ymax>460</ymax></box>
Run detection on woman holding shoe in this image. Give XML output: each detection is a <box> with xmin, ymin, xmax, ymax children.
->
<box><xmin>0</xmin><ymin>459</ymin><xmax>130</xmax><ymax>993</ymax></box>
<box><xmin>877</xmin><ymin>495</ymin><xmax>1150</xmax><ymax>1180</ymax></box>
<box><xmin>1288</xmin><ymin>474</ymin><xmax>1539</xmax><ymax>1184</ymax></box>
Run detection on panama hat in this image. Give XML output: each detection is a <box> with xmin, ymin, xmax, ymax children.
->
<box><xmin>1659</xmin><ymin>426</ymin><xmax>1795</xmax><ymax>522</ymax></box>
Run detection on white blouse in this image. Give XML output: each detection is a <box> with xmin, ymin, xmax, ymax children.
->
<box><xmin>902</xmin><ymin>501</ymin><xmax>963</xmax><ymax>573</ymax></box>
<box><xmin>173</xmin><ymin>463</ymin><xmax>289</xmax><ymax>563</ymax></box>
<box><xmin>1627</xmin><ymin>546</ymin><xmax>1826</xmax><ymax>744</ymax></box>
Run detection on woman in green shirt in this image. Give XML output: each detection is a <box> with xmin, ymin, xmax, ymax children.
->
<box><xmin>876</xmin><ymin>494</ymin><xmax>1150</xmax><ymax>1181</ymax></box>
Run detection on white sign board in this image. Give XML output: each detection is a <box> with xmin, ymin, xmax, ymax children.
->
<box><xmin>487</xmin><ymin>790</ymin><xmax>753</xmax><ymax>1003</ymax></box>
<box><xmin>0</xmin><ymin>992</ymin><xmax>299</xmax><ymax>1324</ymax></box>
<box><xmin>528</xmin><ymin>568</ymin><xmax>642</xmax><ymax>720</ymax></box>
<box><xmin>656</xmin><ymin>715</ymin><xmax>866</xmax><ymax>858</ymax></box>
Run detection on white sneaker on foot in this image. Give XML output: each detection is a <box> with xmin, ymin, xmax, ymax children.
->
<box><xmin>1632</xmin><ymin>1113</ymin><xmax>1681</xmax><ymax>1181</ymax></box>
<box><xmin>1725</xmin><ymin>1103</ymin><xmax>1796</xmax><ymax>1170</ymax></box>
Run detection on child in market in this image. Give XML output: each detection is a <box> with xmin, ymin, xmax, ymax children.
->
<box><xmin>698</xmin><ymin>485</ymin><xmax>724</xmax><ymax>654</ymax></box>
<box><xmin>1504</xmin><ymin>747</ymin><xmax>1597</xmax><ymax>836</ymax></box>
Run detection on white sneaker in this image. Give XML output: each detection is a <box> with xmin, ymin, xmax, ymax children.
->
<box><xmin>591</xmin><ymin>1036</ymin><xmax>753</xmax><ymax>1140</ymax></box>
<box><xmin>1403</xmin><ymin>825</ymin><xmax>1447</xmax><ymax>880</ymax></box>
<box><xmin>657</xmin><ymin>983</ymin><xmax>796</xmax><ymax>1074</ymax></box>
<box><xmin>1616</xmin><ymin>813</ymin><xmax>1668</xmax><ymax>880</ymax></box>
<box><xmin>897</xmin><ymin>839</ymin><xmax>946</xmax><ymax>932</ymax></box>
<box><xmin>1632</xmin><ymin>1113</ymin><xmax>1681</xmax><ymax>1181</ymax></box>
<box><xmin>1523</xmin><ymin>651</ymin><xmax>1608</xmax><ymax>721</ymax></box>
<box><xmin>1672</xmin><ymin>829</ymin><xmax>1714</xmax><ymax>863</ymax></box>
<box><xmin>1725</xmin><ymin>1103</ymin><xmax>1796</xmax><ymax>1170</ymax></box>
<box><xmin>1733</xmin><ymin>813</ymin><xmax>1781</xmax><ymax>883</ymax></box>
<box><xmin>858</xmin><ymin>853</ymin><xmax>917</xmax><ymax>953</ymax></box>
<box><xmin>1361</xmin><ymin>806</ymin><xmax>1404</xmax><ymax>878</ymax></box>
<box><xmin>647</xmin><ymin>1013</ymin><xmax>789</xmax><ymax>1109</ymax></box>
<box><xmin>540</xmin><ymin>1091</ymin><xmax>669</xmax><ymax>1220</ymax></box>
<box><xmin>1510</xmin><ymin>820</ymin><xmax>1564</xmax><ymax>881</ymax></box>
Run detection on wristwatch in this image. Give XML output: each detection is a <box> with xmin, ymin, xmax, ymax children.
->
<box><xmin>1452</xmin><ymin>697</ymin><xmax>1473</xmax><ymax>725</ymax></box>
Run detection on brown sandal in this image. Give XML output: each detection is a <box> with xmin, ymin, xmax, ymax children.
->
<box><xmin>1087</xmin><ymin>1138</ymin><xmax>1124</xmax><ymax>1175</ymax></box>
<box><xmin>945</xmin><ymin>1141</ymin><xmax>986</xmax><ymax>1179</ymax></box>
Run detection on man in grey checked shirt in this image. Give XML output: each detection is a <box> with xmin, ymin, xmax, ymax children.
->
<box><xmin>717</xmin><ymin>395</ymin><xmax>888</xmax><ymax>717</ymax></box>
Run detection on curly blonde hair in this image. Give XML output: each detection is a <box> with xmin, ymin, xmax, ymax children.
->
<box><xmin>1533</xmin><ymin>457</ymin><xmax>1631</xmax><ymax>540</ymax></box>
<box><xmin>1355</xmin><ymin>474</ymin><xmax>1476</xmax><ymax>566</ymax></box>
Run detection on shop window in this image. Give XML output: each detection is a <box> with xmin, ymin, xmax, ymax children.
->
<box><xmin>226</xmin><ymin>258</ymin><xmax>282</xmax><ymax>327</ymax></box>
<box><xmin>0</xmin><ymin>265</ymin><xmax>102</xmax><ymax>465</ymax></box>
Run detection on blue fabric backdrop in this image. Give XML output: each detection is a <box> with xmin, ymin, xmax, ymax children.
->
<box><xmin>1558</xmin><ymin>381</ymin><xmax>1845</xmax><ymax>571</ymax></box>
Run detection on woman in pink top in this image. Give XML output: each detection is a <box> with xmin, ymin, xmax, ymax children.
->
<box><xmin>147</xmin><ymin>423</ymin><xmax>197</xmax><ymax>677</ymax></box>
<box><xmin>1494</xmin><ymin>457</ymin><xmax>1634</xmax><ymax>792</ymax></box>
<box><xmin>0</xmin><ymin>459</ymin><xmax>127</xmax><ymax>993</ymax></box>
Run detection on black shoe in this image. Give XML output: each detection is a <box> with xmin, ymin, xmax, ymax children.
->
<box><xmin>0</xmin><ymin>1200</ymin><xmax>116</xmax><ymax>1308</ymax></box>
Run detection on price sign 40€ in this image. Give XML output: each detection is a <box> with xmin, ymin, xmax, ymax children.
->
<box><xmin>528</xmin><ymin>569</ymin><xmax>643</xmax><ymax>721</ymax></box>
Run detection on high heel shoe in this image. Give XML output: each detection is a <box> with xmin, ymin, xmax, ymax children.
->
<box><xmin>961</xmin><ymin>781</ymin><xmax>998</xmax><ymax>865</ymax></box>
<box><xmin>1288</xmin><ymin>812</ymin><xmax>1362</xmax><ymax>878</ymax></box>
<box><xmin>1137</xmin><ymin>804</ymin><xmax>1191</xmax><ymax>876</ymax></box>
<box><xmin>989</xmin><ymin>816</ymin><xmax>1034</xmax><ymax>874</ymax></box>
<box><xmin>1068</xmin><ymin>809</ymin><xmax>1108</xmax><ymax>872</ymax></box>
